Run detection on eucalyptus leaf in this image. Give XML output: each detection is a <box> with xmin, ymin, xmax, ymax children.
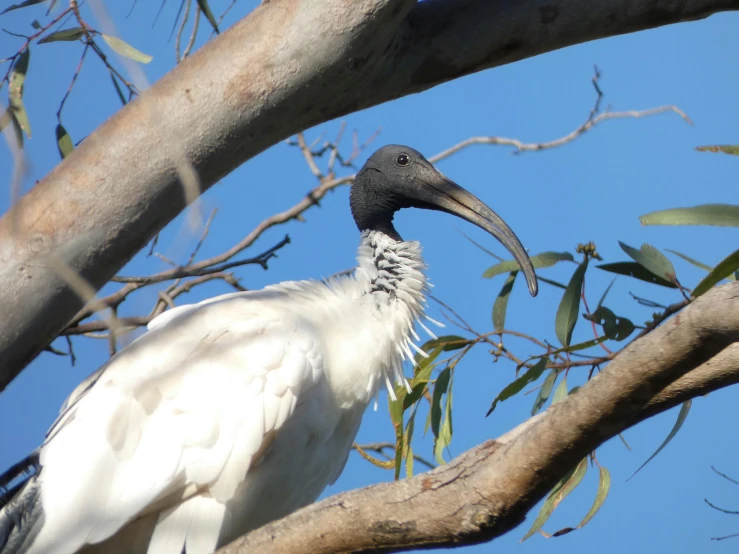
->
<box><xmin>597</xmin><ymin>262</ymin><xmax>677</xmax><ymax>288</ymax></box>
<box><xmin>577</xmin><ymin>466</ymin><xmax>611</xmax><ymax>529</ymax></box>
<box><xmin>109</xmin><ymin>72</ymin><xmax>127</xmax><ymax>106</ymax></box>
<box><xmin>619</xmin><ymin>242</ymin><xmax>676</xmax><ymax>283</ymax></box>
<box><xmin>692</xmin><ymin>249</ymin><xmax>739</xmax><ymax>297</ymax></box>
<box><xmin>102</xmin><ymin>34</ymin><xmax>153</xmax><ymax>64</ymax></box>
<box><xmin>551</xmin><ymin>376</ymin><xmax>568</xmax><ymax>404</ymax></box>
<box><xmin>695</xmin><ymin>144</ymin><xmax>739</xmax><ymax>155</ymax></box>
<box><xmin>55</xmin><ymin>123</ymin><xmax>73</xmax><ymax>158</ymax></box>
<box><xmin>532</xmin><ymin>369</ymin><xmax>558</xmax><ymax>415</ymax></box>
<box><xmin>493</xmin><ymin>271</ymin><xmax>517</xmax><ymax>332</ymax></box>
<box><xmin>38</xmin><ymin>27</ymin><xmax>85</xmax><ymax>43</ymax></box>
<box><xmin>521</xmin><ymin>457</ymin><xmax>588</xmax><ymax>541</ymax></box>
<box><xmin>430</xmin><ymin>367</ymin><xmax>451</xmax><ymax>439</ymax></box>
<box><xmin>1</xmin><ymin>0</ymin><xmax>45</xmax><ymax>14</ymax></box>
<box><xmin>421</xmin><ymin>335</ymin><xmax>470</xmax><ymax>352</ymax></box>
<box><xmin>8</xmin><ymin>49</ymin><xmax>30</xmax><ymax>138</ymax></box>
<box><xmin>197</xmin><ymin>0</ymin><xmax>220</xmax><ymax>33</ymax></box>
<box><xmin>666</xmin><ymin>249</ymin><xmax>713</xmax><ymax>272</ymax></box>
<box><xmin>629</xmin><ymin>400</ymin><xmax>691</xmax><ymax>480</ymax></box>
<box><xmin>640</xmin><ymin>204</ymin><xmax>739</xmax><ymax>227</ymax></box>
<box><xmin>555</xmin><ymin>259</ymin><xmax>588</xmax><ymax>347</ymax></box>
<box><xmin>487</xmin><ymin>357</ymin><xmax>547</xmax><ymax>416</ymax></box>
<box><xmin>483</xmin><ymin>251</ymin><xmax>573</xmax><ymax>279</ymax></box>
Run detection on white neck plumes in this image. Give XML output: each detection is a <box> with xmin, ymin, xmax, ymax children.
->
<box><xmin>352</xmin><ymin>230</ymin><xmax>436</xmax><ymax>399</ymax></box>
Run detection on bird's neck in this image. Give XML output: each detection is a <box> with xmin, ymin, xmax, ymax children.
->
<box><xmin>355</xmin><ymin>230</ymin><xmax>429</xmax><ymax>310</ymax></box>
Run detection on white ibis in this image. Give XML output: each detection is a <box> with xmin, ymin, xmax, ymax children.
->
<box><xmin>0</xmin><ymin>145</ymin><xmax>537</xmax><ymax>554</ymax></box>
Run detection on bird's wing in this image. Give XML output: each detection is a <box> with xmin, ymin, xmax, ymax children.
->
<box><xmin>31</xmin><ymin>293</ymin><xmax>323</xmax><ymax>554</ymax></box>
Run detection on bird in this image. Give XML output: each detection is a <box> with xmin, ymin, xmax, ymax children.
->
<box><xmin>0</xmin><ymin>145</ymin><xmax>538</xmax><ymax>554</ymax></box>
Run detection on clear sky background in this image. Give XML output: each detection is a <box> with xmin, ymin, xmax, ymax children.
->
<box><xmin>1</xmin><ymin>1</ymin><xmax>738</xmax><ymax>552</ymax></box>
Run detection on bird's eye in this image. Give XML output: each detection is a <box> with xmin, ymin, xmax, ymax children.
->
<box><xmin>395</xmin><ymin>153</ymin><xmax>410</xmax><ymax>167</ymax></box>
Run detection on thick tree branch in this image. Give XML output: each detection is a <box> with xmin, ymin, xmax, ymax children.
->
<box><xmin>1</xmin><ymin>0</ymin><xmax>736</xmax><ymax>388</ymax></box>
<box><xmin>217</xmin><ymin>282</ymin><xmax>739</xmax><ymax>553</ymax></box>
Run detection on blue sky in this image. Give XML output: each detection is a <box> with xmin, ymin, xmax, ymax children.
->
<box><xmin>1</xmin><ymin>1</ymin><xmax>738</xmax><ymax>552</ymax></box>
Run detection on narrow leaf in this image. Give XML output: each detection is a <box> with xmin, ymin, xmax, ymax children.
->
<box><xmin>538</xmin><ymin>275</ymin><xmax>567</xmax><ymax>289</ymax></box>
<box><xmin>487</xmin><ymin>357</ymin><xmax>548</xmax><ymax>416</ymax></box>
<box><xmin>596</xmin><ymin>277</ymin><xmax>617</xmax><ymax>310</ymax></box>
<box><xmin>109</xmin><ymin>72</ymin><xmax>127</xmax><ymax>106</ymax></box>
<box><xmin>38</xmin><ymin>27</ymin><xmax>85</xmax><ymax>43</ymax></box>
<box><xmin>545</xmin><ymin>336</ymin><xmax>608</xmax><ymax>357</ymax></box>
<box><xmin>8</xmin><ymin>49</ymin><xmax>30</xmax><ymax>138</ymax></box>
<box><xmin>434</xmin><ymin>382</ymin><xmax>453</xmax><ymax>465</ymax></box>
<box><xmin>197</xmin><ymin>0</ymin><xmax>220</xmax><ymax>33</ymax></box>
<box><xmin>1</xmin><ymin>0</ymin><xmax>45</xmax><ymax>14</ymax></box>
<box><xmin>493</xmin><ymin>271</ymin><xmax>517</xmax><ymax>332</ymax></box>
<box><xmin>521</xmin><ymin>457</ymin><xmax>588</xmax><ymax>541</ymax></box>
<box><xmin>695</xmin><ymin>144</ymin><xmax>739</xmax><ymax>155</ymax></box>
<box><xmin>692</xmin><ymin>249</ymin><xmax>739</xmax><ymax>297</ymax></box>
<box><xmin>640</xmin><ymin>204</ymin><xmax>739</xmax><ymax>227</ymax></box>
<box><xmin>55</xmin><ymin>124</ymin><xmax>73</xmax><ymax>158</ymax></box>
<box><xmin>421</xmin><ymin>335</ymin><xmax>470</xmax><ymax>352</ymax></box>
<box><xmin>430</xmin><ymin>367</ymin><xmax>451</xmax><ymax>439</ymax></box>
<box><xmin>551</xmin><ymin>376</ymin><xmax>568</xmax><ymax>404</ymax></box>
<box><xmin>619</xmin><ymin>242</ymin><xmax>676</xmax><ymax>283</ymax></box>
<box><xmin>666</xmin><ymin>249</ymin><xmax>712</xmax><ymax>272</ymax></box>
<box><xmin>531</xmin><ymin>369</ymin><xmax>558</xmax><ymax>415</ymax></box>
<box><xmin>555</xmin><ymin>259</ymin><xmax>588</xmax><ymax>347</ymax></box>
<box><xmin>597</xmin><ymin>262</ymin><xmax>677</xmax><ymax>288</ymax></box>
<box><xmin>578</xmin><ymin>466</ymin><xmax>611</xmax><ymax>528</ymax></box>
<box><xmin>483</xmin><ymin>251</ymin><xmax>573</xmax><ymax>279</ymax></box>
<box><xmin>405</xmin><ymin>417</ymin><xmax>415</xmax><ymax>478</ymax></box>
<box><xmin>629</xmin><ymin>399</ymin><xmax>691</xmax><ymax>480</ymax></box>
<box><xmin>102</xmin><ymin>34</ymin><xmax>153</xmax><ymax>64</ymax></box>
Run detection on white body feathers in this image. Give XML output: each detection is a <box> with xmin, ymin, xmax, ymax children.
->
<box><xmin>16</xmin><ymin>231</ymin><xmax>430</xmax><ymax>554</ymax></box>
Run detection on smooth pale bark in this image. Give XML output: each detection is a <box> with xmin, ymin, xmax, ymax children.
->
<box><xmin>0</xmin><ymin>0</ymin><xmax>737</xmax><ymax>388</ymax></box>
<box><xmin>217</xmin><ymin>282</ymin><xmax>739</xmax><ymax>553</ymax></box>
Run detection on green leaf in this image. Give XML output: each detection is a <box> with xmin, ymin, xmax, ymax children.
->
<box><xmin>55</xmin><ymin>123</ymin><xmax>73</xmax><ymax>158</ymax></box>
<box><xmin>1</xmin><ymin>0</ymin><xmax>45</xmax><ymax>14</ymax></box>
<box><xmin>197</xmin><ymin>0</ymin><xmax>220</xmax><ymax>33</ymax></box>
<box><xmin>545</xmin><ymin>336</ymin><xmax>608</xmax><ymax>357</ymax></box>
<box><xmin>695</xmin><ymin>144</ymin><xmax>739</xmax><ymax>155</ymax></box>
<box><xmin>521</xmin><ymin>457</ymin><xmax>588</xmax><ymax>541</ymax></box>
<box><xmin>8</xmin><ymin>49</ymin><xmax>30</xmax><ymax>138</ymax></box>
<box><xmin>483</xmin><ymin>251</ymin><xmax>573</xmax><ymax>279</ymax></box>
<box><xmin>629</xmin><ymin>399</ymin><xmax>691</xmax><ymax>480</ymax></box>
<box><xmin>421</xmin><ymin>335</ymin><xmax>470</xmax><ymax>352</ymax></box>
<box><xmin>531</xmin><ymin>369</ymin><xmax>558</xmax><ymax>415</ymax></box>
<box><xmin>555</xmin><ymin>259</ymin><xmax>588</xmax><ymax>347</ymax></box>
<box><xmin>640</xmin><ymin>204</ymin><xmax>739</xmax><ymax>227</ymax></box>
<box><xmin>578</xmin><ymin>466</ymin><xmax>611</xmax><ymax>528</ymax></box>
<box><xmin>597</xmin><ymin>262</ymin><xmax>677</xmax><ymax>288</ymax></box>
<box><xmin>551</xmin><ymin>376</ymin><xmax>568</xmax><ymax>404</ymax></box>
<box><xmin>666</xmin><ymin>249</ymin><xmax>713</xmax><ymax>272</ymax></box>
<box><xmin>487</xmin><ymin>357</ymin><xmax>548</xmax><ymax>416</ymax></box>
<box><xmin>430</xmin><ymin>367</ymin><xmax>451</xmax><ymax>439</ymax></box>
<box><xmin>434</xmin><ymin>380</ymin><xmax>453</xmax><ymax>465</ymax></box>
<box><xmin>405</xmin><ymin>417</ymin><xmax>415</xmax><ymax>478</ymax></box>
<box><xmin>692</xmin><ymin>249</ymin><xmax>739</xmax><ymax>297</ymax></box>
<box><xmin>589</xmin><ymin>306</ymin><xmax>635</xmax><ymax>341</ymax></box>
<box><xmin>538</xmin><ymin>276</ymin><xmax>567</xmax><ymax>289</ymax></box>
<box><xmin>493</xmin><ymin>271</ymin><xmax>517</xmax><ymax>332</ymax></box>
<box><xmin>619</xmin><ymin>242</ymin><xmax>676</xmax><ymax>283</ymax></box>
<box><xmin>109</xmin><ymin>72</ymin><xmax>127</xmax><ymax>106</ymax></box>
<box><xmin>38</xmin><ymin>27</ymin><xmax>85</xmax><ymax>43</ymax></box>
<box><xmin>596</xmin><ymin>277</ymin><xmax>616</xmax><ymax>310</ymax></box>
<box><xmin>102</xmin><ymin>34</ymin><xmax>153</xmax><ymax>64</ymax></box>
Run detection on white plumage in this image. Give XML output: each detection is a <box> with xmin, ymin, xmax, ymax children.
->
<box><xmin>0</xmin><ymin>145</ymin><xmax>537</xmax><ymax>554</ymax></box>
<box><xmin>13</xmin><ymin>232</ymin><xmax>428</xmax><ymax>554</ymax></box>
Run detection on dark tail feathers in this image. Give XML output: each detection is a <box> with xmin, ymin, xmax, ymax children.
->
<box><xmin>0</xmin><ymin>453</ymin><xmax>44</xmax><ymax>554</ymax></box>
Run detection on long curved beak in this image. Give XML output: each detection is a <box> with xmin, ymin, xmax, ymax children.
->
<box><xmin>423</xmin><ymin>176</ymin><xmax>538</xmax><ymax>297</ymax></box>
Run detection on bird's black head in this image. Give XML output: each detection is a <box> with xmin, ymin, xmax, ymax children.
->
<box><xmin>351</xmin><ymin>144</ymin><xmax>538</xmax><ymax>296</ymax></box>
